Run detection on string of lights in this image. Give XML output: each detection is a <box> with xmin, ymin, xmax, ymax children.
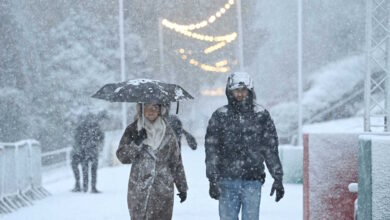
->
<box><xmin>161</xmin><ymin>0</ymin><xmax>235</xmax><ymax>31</ymax></box>
<box><xmin>169</xmin><ymin>32</ymin><xmax>236</xmax><ymax>54</ymax></box>
<box><xmin>162</xmin><ymin>20</ymin><xmax>237</xmax><ymax>43</ymax></box>
<box><xmin>178</xmin><ymin>48</ymin><xmax>231</xmax><ymax>73</ymax></box>
<box><xmin>215</xmin><ymin>60</ymin><xmax>228</xmax><ymax>67</ymax></box>
<box><xmin>201</xmin><ymin>87</ymin><xmax>225</xmax><ymax>96</ymax></box>
<box><xmin>205</xmin><ymin>41</ymin><xmax>228</xmax><ymax>54</ymax></box>
<box><xmin>161</xmin><ymin>0</ymin><xmax>239</xmax><ymax>73</ymax></box>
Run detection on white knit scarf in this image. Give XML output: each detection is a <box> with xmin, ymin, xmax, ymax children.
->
<box><xmin>137</xmin><ymin>116</ymin><xmax>166</xmax><ymax>150</ymax></box>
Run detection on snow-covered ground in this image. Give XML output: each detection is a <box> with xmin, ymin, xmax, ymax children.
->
<box><xmin>2</xmin><ymin>145</ymin><xmax>302</xmax><ymax>220</ymax></box>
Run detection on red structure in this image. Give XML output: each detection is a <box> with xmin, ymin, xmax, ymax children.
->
<box><xmin>303</xmin><ymin>133</ymin><xmax>358</xmax><ymax>220</ymax></box>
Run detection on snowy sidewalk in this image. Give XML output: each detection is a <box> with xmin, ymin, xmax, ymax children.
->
<box><xmin>2</xmin><ymin>146</ymin><xmax>302</xmax><ymax>220</ymax></box>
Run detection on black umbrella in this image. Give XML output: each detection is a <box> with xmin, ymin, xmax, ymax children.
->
<box><xmin>92</xmin><ymin>79</ymin><xmax>194</xmax><ymax>103</ymax></box>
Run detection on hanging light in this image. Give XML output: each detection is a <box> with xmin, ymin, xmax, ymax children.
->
<box><xmin>161</xmin><ymin>0</ymin><xmax>235</xmax><ymax>31</ymax></box>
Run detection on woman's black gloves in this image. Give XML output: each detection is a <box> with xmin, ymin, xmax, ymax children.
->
<box><xmin>177</xmin><ymin>191</ymin><xmax>187</xmax><ymax>203</ymax></box>
<box><xmin>134</xmin><ymin>128</ymin><xmax>147</xmax><ymax>145</ymax></box>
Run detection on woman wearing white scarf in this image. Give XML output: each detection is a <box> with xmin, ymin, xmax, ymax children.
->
<box><xmin>117</xmin><ymin>103</ymin><xmax>188</xmax><ymax>220</ymax></box>
<box><xmin>136</xmin><ymin>107</ymin><xmax>166</xmax><ymax>151</ymax></box>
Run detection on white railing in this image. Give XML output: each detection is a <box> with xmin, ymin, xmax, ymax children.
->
<box><xmin>41</xmin><ymin>147</ymin><xmax>72</xmax><ymax>170</ymax></box>
<box><xmin>0</xmin><ymin>131</ymin><xmax>123</xmax><ymax>215</ymax></box>
<box><xmin>0</xmin><ymin>140</ymin><xmax>50</xmax><ymax>214</ymax></box>
<box><xmin>40</xmin><ymin>130</ymin><xmax>124</xmax><ymax>170</ymax></box>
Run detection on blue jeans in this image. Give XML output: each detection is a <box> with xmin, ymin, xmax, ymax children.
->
<box><xmin>219</xmin><ymin>180</ymin><xmax>262</xmax><ymax>220</ymax></box>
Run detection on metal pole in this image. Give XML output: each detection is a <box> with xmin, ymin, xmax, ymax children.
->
<box><xmin>297</xmin><ymin>0</ymin><xmax>303</xmax><ymax>146</ymax></box>
<box><xmin>0</xmin><ymin>146</ymin><xmax>4</xmax><ymax>197</ymax></box>
<box><xmin>386</xmin><ymin>0</ymin><xmax>390</xmax><ymax>131</ymax></box>
<box><xmin>119</xmin><ymin>0</ymin><xmax>127</xmax><ymax>130</ymax></box>
<box><xmin>236</xmin><ymin>0</ymin><xmax>244</xmax><ymax>71</ymax></box>
<box><xmin>364</xmin><ymin>0</ymin><xmax>372</xmax><ymax>132</ymax></box>
<box><xmin>158</xmin><ymin>18</ymin><xmax>164</xmax><ymax>76</ymax></box>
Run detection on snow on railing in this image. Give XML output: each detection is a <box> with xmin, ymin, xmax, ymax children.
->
<box><xmin>0</xmin><ymin>131</ymin><xmax>123</xmax><ymax>215</ymax></box>
<box><xmin>0</xmin><ymin>140</ymin><xmax>50</xmax><ymax>214</ymax></box>
<box><xmin>40</xmin><ymin>130</ymin><xmax>124</xmax><ymax>170</ymax></box>
<box><xmin>41</xmin><ymin>147</ymin><xmax>72</xmax><ymax>170</ymax></box>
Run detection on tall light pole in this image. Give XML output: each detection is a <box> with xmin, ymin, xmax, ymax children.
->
<box><xmin>119</xmin><ymin>0</ymin><xmax>127</xmax><ymax>130</ymax></box>
<box><xmin>158</xmin><ymin>18</ymin><xmax>165</xmax><ymax>77</ymax></box>
<box><xmin>386</xmin><ymin>1</ymin><xmax>390</xmax><ymax>132</ymax></box>
<box><xmin>236</xmin><ymin>0</ymin><xmax>244</xmax><ymax>71</ymax></box>
<box><xmin>364</xmin><ymin>0</ymin><xmax>372</xmax><ymax>132</ymax></box>
<box><xmin>297</xmin><ymin>0</ymin><xmax>303</xmax><ymax>145</ymax></box>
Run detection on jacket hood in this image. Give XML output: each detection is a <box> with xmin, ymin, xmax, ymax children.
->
<box><xmin>225</xmin><ymin>72</ymin><xmax>256</xmax><ymax>111</ymax></box>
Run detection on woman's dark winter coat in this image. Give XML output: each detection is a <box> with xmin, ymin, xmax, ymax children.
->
<box><xmin>116</xmin><ymin>119</ymin><xmax>188</xmax><ymax>220</ymax></box>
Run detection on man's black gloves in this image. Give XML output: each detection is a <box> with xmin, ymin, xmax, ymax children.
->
<box><xmin>177</xmin><ymin>191</ymin><xmax>187</xmax><ymax>203</ymax></box>
<box><xmin>134</xmin><ymin>128</ymin><xmax>147</xmax><ymax>146</ymax></box>
<box><xmin>270</xmin><ymin>180</ymin><xmax>284</xmax><ymax>202</ymax></box>
<box><xmin>209</xmin><ymin>181</ymin><xmax>220</xmax><ymax>200</ymax></box>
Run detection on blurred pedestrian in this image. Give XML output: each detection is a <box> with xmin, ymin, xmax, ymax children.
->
<box><xmin>205</xmin><ymin>72</ymin><xmax>285</xmax><ymax>220</ymax></box>
<box><xmin>117</xmin><ymin>103</ymin><xmax>188</xmax><ymax>220</ymax></box>
<box><xmin>72</xmin><ymin>113</ymin><xmax>104</xmax><ymax>193</ymax></box>
<box><xmin>163</xmin><ymin>103</ymin><xmax>197</xmax><ymax>150</ymax></box>
<box><xmin>71</xmin><ymin>134</ymin><xmax>84</xmax><ymax>192</ymax></box>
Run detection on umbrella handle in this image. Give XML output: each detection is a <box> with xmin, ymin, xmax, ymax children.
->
<box><xmin>176</xmin><ymin>101</ymin><xmax>179</xmax><ymax>114</ymax></box>
<box><xmin>142</xmin><ymin>103</ymin><xmax>145</xmax><ymax>128</ymax></box>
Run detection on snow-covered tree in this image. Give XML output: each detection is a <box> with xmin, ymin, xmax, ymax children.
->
<box><xmin>35</xmin><ymin>5</ymin><xmax>149</xmax><ymax>151</ymax></box>
<box><xmin>0</xmin><ymin>0</ymin><xmax>43</xmax><ymax>142</ymax></box>
<box><xmin>35</xmin><ymin>7</ymin><xmax>116</xmax><ymax>150</ymax></box>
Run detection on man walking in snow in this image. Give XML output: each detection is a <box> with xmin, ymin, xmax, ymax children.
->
<box><xmin>161</xmin><ymin>103</ymin><xmax>198</xmax><ymax>150</ymax></box>
<box><xmin>205</xmin><ymin>72</ymin><xmax>284</xmax><ymax>219</ymax></box>
<box><xmin>72</xmin><ymin>113</ymin><xmax>104</xmax><ymax>193</ymax></box>
<box><xmin>166</xmin><ymin>115</ymin><xmax>197</xmax><ymax>150</ymax></box>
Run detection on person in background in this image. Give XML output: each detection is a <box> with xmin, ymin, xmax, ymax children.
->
<box><xmin>163</xmin><ymin>103</ymin><xmax>197</xmax><ymax>150</ymax></box>
<box><xmin>116</xmin><ymin>103</ymin><xmax>188</xmax><ymax>220</ymax></box>
<box><xmin>72</xmin><ymin>113</ymin><xmax>104</xmax><ymax>193</ymax></box>
<box><xmin>205</xmin><ymin>72</ymin><xmax>285</xmax><ymax>220</ymax></box>
<box><xmin>71</xmin><ymin>130</ymin><xmax>84</xmax><ymax>192</ymax></box>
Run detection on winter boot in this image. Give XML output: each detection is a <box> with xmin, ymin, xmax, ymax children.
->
<box><xmin>72</xmin><ymin>182</ymin><xmax>81</xmax><ymax>192</ymax></box>
<box><xmin>91</xmin><ymin>187</ymin><xmax>101</xmax><ymax>194</ymax></box>
<box><xmin>82</xmin><ymin>181</ymin><xmax>88</xmax><ymax>193</ymax></box>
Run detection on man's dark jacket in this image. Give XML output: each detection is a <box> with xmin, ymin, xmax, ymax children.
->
<box><xmin>205</xmin><ymin>88</ymin><xmax>283</xmax><ymax>182</ymax></box>
<box><xmin>166</xmin><ymin>115</ymin><xmax>197</xmax><ymax>150</ymax></box>
<box><xmin>74</xmin><ymin>115</ymin><xmax>104</xmax><ymax>159</ymax></box>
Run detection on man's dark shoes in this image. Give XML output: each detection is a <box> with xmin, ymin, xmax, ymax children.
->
<box><xmin>91</xmin><ymin>187</ymin><xmax>101</xmax><ymax>193</ymax></box>
<box><xmin>71</xmin><ymin>183</ymin><xmax>81</xmax><ymax>192</ymax></box>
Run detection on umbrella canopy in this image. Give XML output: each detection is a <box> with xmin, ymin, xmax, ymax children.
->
<box><xmin>91</xmin><ymin>79</ymin><xmax>194</xmax><ymax>103</ymax></box>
